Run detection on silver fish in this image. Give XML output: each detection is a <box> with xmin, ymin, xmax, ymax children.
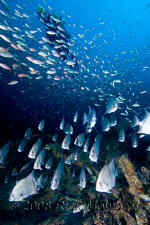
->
<box><xmin>137</xmin><ymin>110</ymin><xmax>150</xmax><ymax>134</ymax></box>
<box><xmin>38</xmin><ymin>119</ymin><xmax>45</xmax><ymax>132</ymax></box>
<box><xmin>139</xmin><ymin>194</ymin><xmax>150</xmax><ymax>202</ymax></box>
<box><xmin>18</xmin><ymin>137</ymin><xmax>27</xmax><ymax>152</ymax></box>
<box><xmin>45</xmin><ymin>156</ymin><xmax>53</xmax><ymax>169</ymax></box>
<box><xmin>73</xmin><ymin>205</ymin><xmax>85</xmax><ymax>214</ymax></box>
<box><xmin>96</xmin><ymin>158</ymin><xmax>117</xmax><ymax>193</ymax></box>
<box><xmin>34</xmin><ymin>148</ymin><xmax>46</xmax><ymax>170</ymax></box>
<box><xmin>24</xmin><ymin>127</ymin><xmax>32</xmax><ymax>139</ymax></box>
<box><xmin>83</xmin><ymin>113</ymin><xmax>87</xmax><ymax>125</ymax></box>
<box><xmin>62</xmin><ymin>134</ymin><xmax>71</xmax><ymax>150</ymax></box>
<box><xmin>28</xmin><ymin>138</ymin><xmax>42</xmax><ymax>159</ymax></box>
<box><xmin>118</xmin><ymin>127</ymin><xmax>125</xmax><ymax>142</ymax></box>
<box><xmin>89</xmin><ymin>134</ymin><xmax>101</xmax><ymax>162</ymax></box>
<box><xmin>132</xmin><ymin>132</ymin><xmax>138</xmax><ymax>148</ymax></box>
<box><xmin>146</xmin><ymin>146</ymin><xmax>150</xmax><ymax>151</ymax></box>
<box><xmin>65</xmin><ymin>149</ymin><xmax>79</xmax><ymax>165</ymax></box>
<box><xmin>101</xmin><ymin>115</ymin><xmax>110</xmax><ymax>132</ymax></box>
<box><xmin>86</xmin><ymin>108</ymin><xmax>97</xmax><ymax>133</ymax></box>
<box><xmin>64</xmin><ymin>123</ymin><xmax>73</xmax><ymax>134</ymax></box>
<box><xmin>60</xmin><ymin>117</ymin><xmax>65</xmax><ymax>130</ymax></box>
<box><xmin>83</xmin><ymin>136</ymin><xmax>89</xmax><ymax>153</ymax></box>
<box><xmin>51</xmin><ymin>158</ymin><xmax>64</xmax><ymax>190</ymax></box>
<box><xmin>9</xmin><ymin>171</ymin><xmax>38</xmax><ymax>202</ymax></box>
<box><xmin>73</xmin><ymin>111</ymin><xmax>78</xmax><ymax>123</ymax></box>
<box><xmin>78</xmin><ymin>165</ymin><xmax>86</xmax><ymax>188</ymax></box>
<box><xmin>109</xmin><ymin>114</ymin><xmax>117</xmax><ymax>127</ymax></box>
<box><xmin>0</xmin><ymin>141</ymin><xmax>10</xmax><ymax>163</ymax></box>
<box><xmin>131</xmin><ymin>115</ymin><xmax>139</xmax><ymax>128</ymax></box>
<box><xmin>74</xmin><ymin>133</ymin><xmax>85</xmax><ymax>147</ymax></box>
<box><xmin>105</xmin><ymin>96</ymin><xmax>118</xmax><ymax>114</ymax></box>
<box><xmin>0</xmin><ymin>51</ymin><xmax>13</xmax><ymax>58</ymax></box>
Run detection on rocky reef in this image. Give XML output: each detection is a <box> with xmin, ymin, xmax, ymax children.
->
<box><xmin>0</xmin><ymin>137</ymin><xmax>150</xmax><ymax>225</ymax></box>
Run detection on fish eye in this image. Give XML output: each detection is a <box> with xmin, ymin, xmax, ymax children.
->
<box><xmin>20</xmin><ymin>193</ymin><xmax>23</xmax><ymax>196</ymax></box>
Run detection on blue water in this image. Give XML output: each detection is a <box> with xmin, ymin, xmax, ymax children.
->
<box><xmin>0</xmin><ymin>0</ymin><xmax>150</xmax><ymax>140</ymax></box>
